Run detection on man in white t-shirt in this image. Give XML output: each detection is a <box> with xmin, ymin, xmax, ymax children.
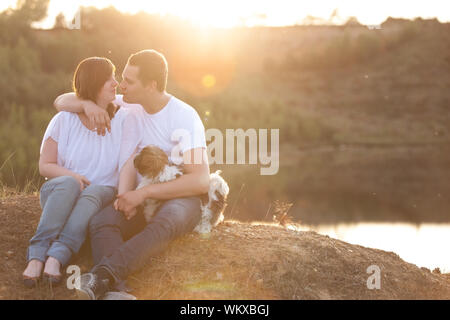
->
<box><xmin>54</xmin><ymin>50</ymin><xmax>209</xmax><ymax>299</ymax></box>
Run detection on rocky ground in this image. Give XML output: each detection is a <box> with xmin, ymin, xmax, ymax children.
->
<box><xmin>1</xmin><ymin>194</ymin><xmax>449</xmax><ymax>300</ymax></box>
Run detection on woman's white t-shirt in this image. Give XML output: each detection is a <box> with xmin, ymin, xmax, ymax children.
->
<box><xmin>40</xmin><ymin>107</ymin><xmax>139</xmax><ymax>187</ymax></box>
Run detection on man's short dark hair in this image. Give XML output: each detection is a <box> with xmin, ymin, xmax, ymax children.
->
<box><xmin>127</xmin><ymin>49</ymin><xmax>168</xmax><ymax>92</ymax></box>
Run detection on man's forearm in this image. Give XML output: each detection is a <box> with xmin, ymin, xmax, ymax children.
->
<box><xmin>54</xmin><ymin>92</ymin><xmax>111</xmax><ymax>136</ymax></box>
<box><xmin>141</xmin><ymin>172</ymin><xmax>209</xmax><ymax>201</ymax></box>
<box><xmin>118</xmin><ymin>157</ymin><xmax>137</xmax><ymax>195</ymax></box>
<box><xmin>54</xmin><ymin>92</ymin><xmax>85</xmax><ymax>113</ymax></box>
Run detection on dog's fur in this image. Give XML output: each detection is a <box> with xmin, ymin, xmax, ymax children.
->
<box><xmin>134</xmin><ymin>145</ymin><xmax>229</xmax><ymax>233</ymax></box>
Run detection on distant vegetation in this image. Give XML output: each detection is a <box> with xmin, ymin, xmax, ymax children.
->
<box><xmin>1</xmin><ymin>0</ymin><xmax>450</xmax><ymax>192</ymax></box>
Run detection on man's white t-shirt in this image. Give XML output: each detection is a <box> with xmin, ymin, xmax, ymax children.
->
<box><xmin>114</xmin><ymin>94</ymin><xmax>207</xmax><ymax>181</ymax></box>
<box><xmin>40</xmin><ymin>107</ymin><xmax>139</xmax><ymax>187</ymax></box>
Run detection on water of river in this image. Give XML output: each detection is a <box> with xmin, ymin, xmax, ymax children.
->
<box><xmin>212</xmin><ymin>145</ymin><xmax>450</xmax><ymax>273</ymax></box>
<box><xmin>307</xmin><ymin>222</ymin><xmax>450</xmax><ymax>273</ymax></box>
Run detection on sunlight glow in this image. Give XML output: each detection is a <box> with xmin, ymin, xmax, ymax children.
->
<box><xmin>1</xmin><ymin>0</ymin><xmax>449</xmax><ymax>29</ymax></box>
<box><xmin>202</xmin><ymin>75</ymin><xmax>216</xmax><ymax>88</ymax></box>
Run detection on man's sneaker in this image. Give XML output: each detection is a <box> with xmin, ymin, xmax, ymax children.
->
<box><xmin>76</xmin><ymin>273</ymin><xmax>111</xmax><ymax>300</ymax></box>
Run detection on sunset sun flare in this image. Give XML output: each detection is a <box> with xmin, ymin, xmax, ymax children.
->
<box><xmin>1</xmin><ymin>0</ymin><xmax>449</xmax><ymax>28</ymax></box>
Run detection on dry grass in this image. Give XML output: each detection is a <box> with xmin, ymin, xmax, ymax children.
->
<box><xmin>1</xmin><ymin>194</ymin><xmax>450</xmax><ymax>300</ymax></box>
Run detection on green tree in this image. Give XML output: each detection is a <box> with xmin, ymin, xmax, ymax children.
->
<box><xmin>0</xmin><ymin>0</ymin><xmax>50</xmax><ymax>44</ymax></box>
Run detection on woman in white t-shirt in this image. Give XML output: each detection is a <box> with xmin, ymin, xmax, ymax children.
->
<box><xmin>22</xmin><ymin>57</ymin><xmax>135</xmax><ymax>287</ymax></box>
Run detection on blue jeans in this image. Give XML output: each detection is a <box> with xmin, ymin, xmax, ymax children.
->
<box><xmin>27</xmin><ymin>176</ymin><xmax>116</xmax><ymax>266</ymax></box>
<box><xmin>89</xmin><ymin>197</ymin><xmax>202</xmax><ymax>286</ymax></box>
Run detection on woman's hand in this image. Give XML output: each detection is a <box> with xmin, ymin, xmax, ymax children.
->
<box><xmin>83</xmin><ymin>100</ymin><xmax>111</xmax><ymax>136</ymax></box>
<box><xmin>74</xmin><ymin>174</ymin><xmax>90</xmax><ymax>191</ymax></box>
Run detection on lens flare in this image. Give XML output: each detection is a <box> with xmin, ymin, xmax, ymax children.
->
<box><xmin>202</xmin><ymin>74</ymin><xmax>216</xmax><ymax>88</ymax></box>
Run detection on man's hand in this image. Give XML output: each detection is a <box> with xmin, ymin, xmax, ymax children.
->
<box><xmin>114</xmin><ymin>198</ymin><xmax>137</xmax><ymax>220</ymax></box>
<box><xmin>83</xmin><ymin>100</ymin><xmax>111</xmax><ymax>136</ymax></box>
<box><xmin>114</xmin><ymin>189</ymin><xmax>146</xmax><ymax>220</ymax></box>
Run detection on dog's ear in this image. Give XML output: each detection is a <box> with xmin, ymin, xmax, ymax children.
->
<box><xmin>209</xmin><ymin>191</ymin><xmax>227</xmax><ymax>227</ymax></box>
<box><xmin>134</xmin><ymin>147</ymin><xmax>155</xmax><ymax>176</ymax></box>
<box><xmin>211</xmin><ymin>190</ymin><xmax>227</xmax><ymax>214</ymax></box>
<box><xmin>215</xmin><ymin>190</ymin><xmax>227</xmax><ymax>202</ymax></box>
<box><xmin>151</xmin><ymin>148</ymin><xmax>169</xmax><ymax>178</ymax></box>
<box><xmin>199</xmin><ymin>193</ymin><xmax>209</xmax><ymax>206</ymax></box>
<box><xmin>134</xmin><ymin>149</ymin><xmax>145</xmax><ymax>173</ymax></box>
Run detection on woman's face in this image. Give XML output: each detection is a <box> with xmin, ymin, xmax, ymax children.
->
<box><xmin>97</xmin><ymin>73</ymin><xmax>118</xmax><ymax>105</ymax></box>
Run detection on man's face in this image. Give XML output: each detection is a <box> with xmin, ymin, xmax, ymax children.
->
<box><xmin>120</xmin><ymin>64</ymin><xmax>146</xmax><ymax>104</ymax></box>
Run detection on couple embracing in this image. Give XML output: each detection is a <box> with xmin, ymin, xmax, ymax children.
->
<box><xmin>22</xmin><ymin>50</ymin><xmax>211</xmax><ymax>299</ymax></box>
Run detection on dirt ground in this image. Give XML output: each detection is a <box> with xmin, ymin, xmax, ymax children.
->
<box><xmin>1</xmin><ymin>193</ymin><xmax>449</xmax><ymax>300</ymax></box>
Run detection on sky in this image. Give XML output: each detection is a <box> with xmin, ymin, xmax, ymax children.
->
<box><xmin>1</xmin><ymin>0</ymin><xmax>449</xmax><ymax>28</ymax></box>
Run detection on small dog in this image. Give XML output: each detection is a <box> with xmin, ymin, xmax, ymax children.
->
<box><xmin>134</xmin><ymin>145</ymin><xmax>229</xmax><ymax>233</ymax></box>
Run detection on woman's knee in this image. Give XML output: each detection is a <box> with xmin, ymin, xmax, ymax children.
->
<box><xmin>78</xmin><ymin>186</ymin><xmax>108</xmax><ymax>209</ymax></box>
<box><xmin>52</xmin><ymin>176</ymin><xmax>80</xmax><ymax>193</ymax></box>
<box><xmin>80</xmin><ymin>185</ymin><xmax>116</xmax><ymax>208</ymax></box>
<box><xmin>39</xmin><ymin>176</ymin><xmax>80</xmax><ymax>207</ymax></box>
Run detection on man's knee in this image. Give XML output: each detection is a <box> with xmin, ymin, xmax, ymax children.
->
<box><xmin>89</xmin><ymin>205</ymin><xmax>122</xmax><ymax>234</ymax></box>
<box><xmin>153</xmin><ymin>197</ymin><xmax>202</xmax><ymax>233</ymax></box>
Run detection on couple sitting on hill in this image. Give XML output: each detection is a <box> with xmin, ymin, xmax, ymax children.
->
<box><xmin>22</xmin><ymin>50</ymin><xmax>211</xmax><ymax>299</ymax></box>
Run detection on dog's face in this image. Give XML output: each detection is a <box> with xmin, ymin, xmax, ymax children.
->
<box><xmin>134</xmin><ymin>145</ymin><xmax>169</xmax><ymax>179</ymax></box>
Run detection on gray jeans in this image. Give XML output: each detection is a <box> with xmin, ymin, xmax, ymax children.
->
<box><xmin>27</xmin><ymin>176</ymin><xmax>116</xmax><ymax>266</ymax></box>
<box><xmin>89</xmin><ymin>196</ymin><xmax>202</xmax><ymax>286</ymax></box>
